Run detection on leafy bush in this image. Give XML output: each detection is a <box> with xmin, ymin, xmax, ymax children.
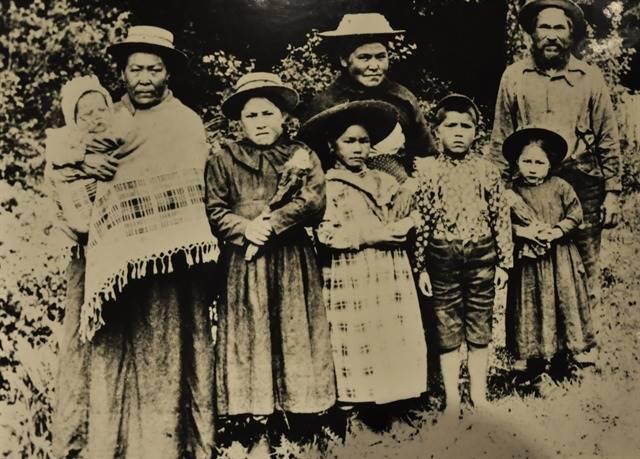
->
<box><xmin>0</xmin><ymin>0</ymin><xmax>129</xmax><ymax>188</ymax></box>
<box><xmin>0</xmin><ymin>182</ymin><xmax>69</xmax><ymax>458</ymax></box>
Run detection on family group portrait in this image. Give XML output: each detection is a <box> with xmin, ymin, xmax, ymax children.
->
<box><xmin>1</xmin><ymin>0</ymin><xmax>640</xmax><ymax>457</ymax></box>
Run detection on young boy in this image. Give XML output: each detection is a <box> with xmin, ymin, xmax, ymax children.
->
<box><xmin>413</xmin><ymin>94</ymin><xmax>513</xmax><ymax>418</ymax></box>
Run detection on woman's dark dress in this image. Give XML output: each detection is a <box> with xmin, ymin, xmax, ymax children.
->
<box><xmin>204</xmin><ymin>138</ymin><xmax>336</xmax><ymax>415</ymax></box>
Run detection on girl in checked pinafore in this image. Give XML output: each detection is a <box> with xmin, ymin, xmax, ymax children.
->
<box><xmin>300</xmin><ymin>100</ymin><xmax>427</xmax><ymax>409</ymax></box>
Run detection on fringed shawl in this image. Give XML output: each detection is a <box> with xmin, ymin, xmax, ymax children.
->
<box><xmin>80</xmin><ymin>93</ymin><xmax>219</xmax><ymax>340</ymax></box>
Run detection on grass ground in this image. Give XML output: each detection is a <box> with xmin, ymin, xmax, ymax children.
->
<box><xmin>215</xmin><ymin>194</ymin><xmax>640</xmax><ymax>459</ymax></box>
<box><xmin>1</xmin><ymin>194</ymin><xmax>639</xmax><ymax>458</ymax></box>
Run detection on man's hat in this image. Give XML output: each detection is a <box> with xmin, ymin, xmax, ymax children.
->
<box><xmin>518</xmin><ymin>0</ymin><xmax>587</xmax><ymax>39</ymax></box>
<box><xmin>221</xmin><ymin>72</ymin><xmax>299</xmax><ymax>120</ymax></box>
<box><xmin>108</xmin><ymin>25</ymin><xmax>187</xmax><ymax>68</ymax></box>
<box><xmin>319</xmin><ymin>13</ymin><xmax>405</xmax><ymax>39</ymax></box>
<box><xmin>502</xmin><ymin>127</ymin><xmax>568</xmax><ymax>169</ymax></box>
<box><xmin>433</xmin><ymin>93</ymin><xmax>481</xmax><ymax>125</ymax></box>
<box><xmin>298</xmin><ymin>100</ymin><xmax>398</xmax><ymax>159</ymax></box>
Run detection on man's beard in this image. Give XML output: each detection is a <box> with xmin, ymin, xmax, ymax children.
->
<box><xmin>532</xmin><ymin>42</ymin><xmax>572</xmax><ymax>71</ymax></box>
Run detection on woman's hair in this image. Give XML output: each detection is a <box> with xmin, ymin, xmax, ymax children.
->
<box><xmin>320</xmin><ymin>37</ymin><xmax>390</xmax><ymax>67</ymax></box>
<box><xmin>337</xmin><ymin>37</ymin><xmax>389</xmax><ymax>59</ymax></box>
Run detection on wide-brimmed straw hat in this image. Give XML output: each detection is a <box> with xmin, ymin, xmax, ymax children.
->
<box><xmin>518</xmin><ymin>0</ymin><xmax>587</xmax><ymax>39</ymax></box>
<box><xmin>433</xmin><ymin>93</ymin><xmax>481</xmax><ymax>125</ymax></box>
<box><xmin>319</xmin><ymin>13</ymin><xmax>405</xmax><ymax>39</ymax></box>
<box><xmin>502</xmin><ymin>127</ymin><xmax>568</xmax><ymax>169</ymax></box>
<box><xmin>298</xmin><ymin>100</ymin><xmax>398</xmax><ymax>158</ymax></box>
<box><xmin>221</xmin><ymin>72</ymin><xmax>299</xmax><ymax>120</ymax></box>
<box><xmin>108</xmin><ymin>25</ymin><xmax>187</xmax><ymax>68</ymax></box>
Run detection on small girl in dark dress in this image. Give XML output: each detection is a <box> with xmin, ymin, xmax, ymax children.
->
<box><xmin>503</xmin><ymin>127</ymin><xmax>595</xmax><ymax>372</ymax></box>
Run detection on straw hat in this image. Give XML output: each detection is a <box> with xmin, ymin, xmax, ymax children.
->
<box><xmin>319</xmin><ymin>13</ymin><xmax>405</xmax><ymax>38</ymax></box>
<box><xmin>221</xmin><ymin>72</ymin><xmax>299</xmax><ymax>120</ymax></box>
<box><xmin>433</xmin><ymin>93</ymin><xmax>481</xmax><ymax>125</ymax></box>
<box><xmin>298</xmin><ymin>100</ymin><xmax>398</xmax><ymax>158</ymax></box>
<box><xmin>502</xmin><ymin>127</ymin><xmax>568</xmax><ymax>169</ymax></box>
<box><xmin>108</xmin><ymin>25</ymin><xmax>187</xmax><ymax>68</ymax></box>
<box><xmin>518</xmin><ymin>0</ymin><xmax>587</xmax><ymax>39</ymax></box>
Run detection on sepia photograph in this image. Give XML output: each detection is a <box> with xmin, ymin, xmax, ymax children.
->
<box><xmin>1</xmin><ymin>0</ymin><xmax>639</xmax><ymax>457</ymax></box>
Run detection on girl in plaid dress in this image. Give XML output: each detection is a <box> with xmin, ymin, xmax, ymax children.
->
<box><xmin>300</xmin><ymin>100</ymin><xmax>427</xmax><ymax>406</ymax></box>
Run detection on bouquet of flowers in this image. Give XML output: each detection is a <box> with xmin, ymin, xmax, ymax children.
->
<box><xmin>245</xmin><ymin>146</ymin><xmax>314</xmax><ymax>261</ymax></box>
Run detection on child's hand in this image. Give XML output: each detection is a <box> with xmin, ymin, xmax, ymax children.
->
<box><xmin>494</xmin><ymin>266</ymin><xmax>508</xmax><ymax>290</ymax></box>
<box><xmin>515</xmin><ymin>224</ymin><xmax>545</xmax><ymax>245</ymax></box>
<box><xmin>538</xmin><ymin>227</ymin><xmax>564</xmax><ymax>242</ymax></box>
<box><xmin>418</xmin><ymin>271</ymin><xmax>433</xmax><ymax>297</ymax></box>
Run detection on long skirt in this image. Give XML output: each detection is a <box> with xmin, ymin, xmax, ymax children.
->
<box><xmin>87</xmin><ymin>258</ymin><xmax>216</xmax><ymax>459</ymax></box>
<box><xmin>216</xmin><ymin>234</ymin><xmax>336</xmax><ymax>416</ymax></box>
<box><xmin>506</xmin><ymin>242</ymin><xmax>594</xmax><ymax>360</ymax></box>
<box><xmin>323</xmin><ymin>248</ymin><xmax>427</xmax><ymax>404</ymax></box>
<box><xmin>52</xmin><ymin>254</ymin><xmax>91</xmax><ymax>458</ymax></box>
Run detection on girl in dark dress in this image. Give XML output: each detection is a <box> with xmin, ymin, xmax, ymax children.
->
<box><xmin>204</xmin><ymin>72</ymin><xmax>336</xmax><ymax>452</ymax></box>
<box><xmin>503</xmin><ymin>127</ymin><xmax>595</xmax><ymax>373</ymax></box>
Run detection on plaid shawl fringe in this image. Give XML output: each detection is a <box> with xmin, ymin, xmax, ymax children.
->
<box><xmin>80</xmin><ymin>240</ymin><xmax>218</xmax><ymax>341</ymax></box>
<box><xmin>76</xmin><ymin>94</ymin><xmax>219</xmax><ymax>342</ymax></box>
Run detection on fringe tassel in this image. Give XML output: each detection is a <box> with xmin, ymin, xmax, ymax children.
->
<box><xmin>79</xmin><ymin>294</ymin><xmax>105</xmax><ymax>342</ymax></box>
<box><xmin>166</xmin><ymin>255</ymin><xmax>174</xmax><ymax>273</ymax></box>
<box><xmin>185</xmin><ymin>250</ymin><xmax>194</xmax><ymax>266</ymax></box>
<box><xmin>80</xmin><ymin>240</ymin><xmax>219</xmax><ymax>341</ymax></box>
<box><xmin>203</xmin><ymin>243</ymin><xmax>218</xmax><ymax>263</ymax></box>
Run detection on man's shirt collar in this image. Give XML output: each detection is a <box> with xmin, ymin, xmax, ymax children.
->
<box><xmin>522</xmin><ymin>54</ymin><xmax>588</xmax><ymax>86</ymax></box>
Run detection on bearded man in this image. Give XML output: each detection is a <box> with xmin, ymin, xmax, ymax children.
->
<box><xmin>489</xmin><ymin>0</ymin><xmax>621</xmax><ymax>362</ymax></box>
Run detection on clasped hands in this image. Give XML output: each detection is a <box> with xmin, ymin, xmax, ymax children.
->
<box><xmin>516</xmin><ymin>222</ymin><xmax>563</xmax><ymax>247</ymax></box>
<box><xmin>245</xmin><ymin>216</ymin><xmax>273</xmax><ymax>246</ymax></box>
